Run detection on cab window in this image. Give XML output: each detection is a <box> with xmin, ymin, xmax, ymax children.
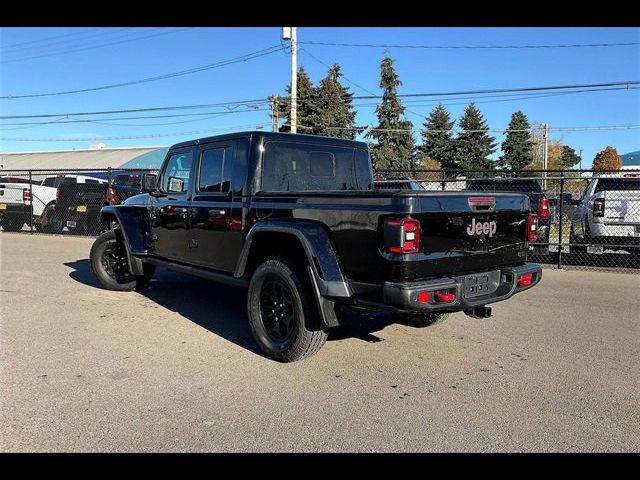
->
<box><xmin>161</xmin><ymin>151</ymin><xmax>194</xmax><ymax>193</ymax></box>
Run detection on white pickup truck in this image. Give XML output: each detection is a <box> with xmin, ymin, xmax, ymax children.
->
<box><xmin>570</xmin><ymin>173</ymin><xmax>640</xmax><ymax>255</ymax></box>
<box><xmin>0</xmin><ymin>174</ymin><xmax>107</xmax><ymax>232</ymax></box>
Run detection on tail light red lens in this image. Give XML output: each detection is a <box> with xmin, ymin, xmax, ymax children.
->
<box><xmin>56</xmin><ymin>187</ymin><xmax>61</xmax><ymax>202</ymax></box>
<box><xmin>517</xmin><ymin>272</ymin><xmax>533</xmax><ymax>287</ymax></box>
<box><xmin>527</xmin><ymin>214</ymin><xmax>538</xmax><ymax>242</ymax></box>
<box><xmin>105</xmin><ymin>187</ymin><xmax>116</xmax><ymax>204</ymax></box>
<box><xmin>22</xmin><ymin>188</ymin><xmax>32</xmax><ymax>203</ymax></box>
<box><xmin>593</xmin><ymin>198</ymin><xmax>605</xmax><ymax>217</ymax></box>
<box><xmin>539</xmin><ymin>197</ymin><xmax>549</xmax><ymax>219</ymax></box>
<box><xmin>384</xmin><ymin>217</ymin><xmax>421</xmax><ymax>254</ymax></box>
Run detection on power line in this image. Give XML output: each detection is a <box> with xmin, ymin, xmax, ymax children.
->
<box><xmin>4</xmin><ymin>124</ymin><xmax>639</xmax><ymax>142</ymax></box>
<box><xmin>0</xmin><ymin>108</ymin><xmax>270</xmax><ymax>130</ymax></box>
<box><xmin>290</xmin><ymin>124</ymin><xmax>640</xmax><ymax>134</ymax></box>
<box><xmin>1</xmin><ymin>108</ymin><xmax>270</xmax><ymax>127</ymax></box>
<box><xmin>2</xmin><ymin>27</ymin><xmax>110</xmax><ymax>50</ymax></box>
<box><xmin>300</xmin><ymin>40</ymin><xmax>640</xmax><ymax>50</ymax></box>
<box><xmin>300</xmin><ymin>47</ymin><xmax>378</xmax><ymax>96</ymax></box>
<box><xmin>1</xmin><ymin>45</ymin><xmax>285</xmax><ymax>99</ymax></box>
<box><xmin>0</xmin><ymin>98</ymin><xmax>269</xmax><ymax>119</ymax></box>
<box><xmin>1</xmin><ymin>124</ymin><xmax>267</xmax><ymax>142</ymax></box>
<box><xmin>1</xmin><ymin>28</ymin><xmax>192</xmax><ymax>64</ymax></box>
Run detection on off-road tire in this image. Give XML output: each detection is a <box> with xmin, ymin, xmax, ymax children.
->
<box><xmin>247</xmin><ymin>257</ymin><xmax>328</xmax><ymax>362</ymax></box>
<box><xmin>90</xmin><ymin>229</ymin><xmax>153</xmax><ymax>291</ymax></box>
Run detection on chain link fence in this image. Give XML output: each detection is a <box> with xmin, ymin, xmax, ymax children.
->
<box><xmin>375</xmin><ymin>168</ymin><xmax>640</xmax><ymax>273</ymax></box>
<box><xmin>2</xmin><ymin>167</ymin><xmax>638</xmax><ymax>273</ymax></box>
<box><xmin>0</xmin><ymin>168</ymin><xmax>157</xmax><ymax>236</ymax></box>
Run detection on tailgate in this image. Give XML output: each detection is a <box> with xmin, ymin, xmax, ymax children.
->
<box><xmin>602</xmin><ymin>191</ymin><xmax>640</xmax><ymax>225</ymax></box>
<box><xmin>0</xmin><ymin>183</ymin><xmax>27</xmax><ymax>205</ymax></box>
<box><xmin>385</xmin><ymin>193</ymin><xmax>530</xmax><ymax>280</ymax></box>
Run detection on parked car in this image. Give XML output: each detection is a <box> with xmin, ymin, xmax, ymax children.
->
<box><xmin>54</xmin><ymin>171</ymin><xmax>147</xmax><ymax>235</ymax></box>
<box><xmin>374</xmin><ymin>179</ymin><xmax>425</xmax><ymax>190</ymax></box>
<box><xmin>89</xmin><ymin>131</ymin><xmax>542</xmax><ymax>362</ymax></box>
<box><xmin>465</xmin><ymin>178</ymin><xmax>550</xmax><ymax>255</ymax></box>
<box><xmin>570</xmin><ymin>173</ymin><xmax>640</xmax><ymax>255</ymax></box>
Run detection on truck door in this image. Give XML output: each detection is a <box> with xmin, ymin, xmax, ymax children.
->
<box><xmin>186</xmin><ymin>141</ymin><xmax>245</xmax><ymax>272</ymax></box>
<box><xmin>151</xmin><ymin>149</ymin><xmax>194</xmax><ymax>261</ymax></box>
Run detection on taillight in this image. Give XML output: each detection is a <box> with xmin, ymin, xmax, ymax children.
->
<box><xmin>527</xmin><ymin>214</ymin><xmax>538</xmax><ymax>242</ymax></box>
<box><xmin>56</xmin><ymin>187</ymin><xmax>61</xmax><ymax>202</ymax></box>
<box><xmin>593</xmin><ymin>198</ymin><xmax>605</xmax><ymax>217</ymax></box>
<box><xmin>517</xmin><ymin>272</ymin><xmax>533</xmax><ymax>287</ymax></box>
<box><xmin>384</xmin><ymin>217</ymin><xmax>421</xmax><ymax>254</ymax></box>
<box><xmin>22</xmin><ymin>188</ymin><xmax>32</xmax><ymax>203</ymax></box>
<box><xmin>105</xmin><ymin>187</ymin><xmax>116</xmax><ymax>204</ymax></box>
<box><xmin>539</xmin><ymin>196</ymin><xmax>549</xmax><ymax>219</ymax></box>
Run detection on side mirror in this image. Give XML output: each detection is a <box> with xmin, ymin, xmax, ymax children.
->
<box><xmin>142</xmin><ymin>173</ymin><xmax>157</xmax><ymax>193</ymax></box>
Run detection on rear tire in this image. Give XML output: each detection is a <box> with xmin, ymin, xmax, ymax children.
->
<box><xmin>395</xmin><ymin>312</ymin><xmax>450</xmax><ymax>328</ymax></box>
<box><xmin>0</xmin><ymin>215</ymin><xmax>25</xmax><ymax>232</ymax></box>
<box><xmin>247</xmin><ymin>257</ymin><xmax>328</xmax><ymax>362</ymax></box>
<box><xmin>41</xmin><ymin>203</ymin><xmax>64</xmax><ymax>234</ymax></box>
<box><xmin>90</xmin><ymin>229</ymin><xmax>137</xmax><ymax>291</ymax></box>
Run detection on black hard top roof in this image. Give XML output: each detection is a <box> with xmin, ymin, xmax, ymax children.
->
<box><xmin>169</xmin><ymin>131</ymin><xmax>368</xmax><ymax>151</ymax></box>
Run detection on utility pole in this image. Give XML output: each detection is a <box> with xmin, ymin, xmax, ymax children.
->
<box><xmin>542</xmin><ymin>123</ymin><xmax>549</xmax><ymax>190</ymax></box>
<box><xmin>282</xmin><ymin>27</ymin><xmax>297</xmax><ymax>133</ymax></box>
<box><xmin>268</xmin><ymin>94</ymin><xmax>279</xmax><ymax>132</ymax></box>
<box><xmin>579</xmin><ymin>149</ymin><xmax>583</xmax><ymax>172</ymax></box>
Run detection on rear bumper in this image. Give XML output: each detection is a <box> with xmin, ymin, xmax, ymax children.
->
<box><xmin>0</xmin><ymin>204</ymin><xmax>29</xmax><ymax>217</ymax></box>
<box><xmin>378</xmin><ymin>263</ymin><xmax>542</xmax><ymax>313</ymax></box>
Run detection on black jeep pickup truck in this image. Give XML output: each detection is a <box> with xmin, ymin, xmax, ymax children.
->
<box><xmin>90</xmin><ymin>132</ymin><xmax>542</xmax><ymax>362</ymax></box>
<box><xmin>56</xmin><ymin>172</ymin><xmax>146</xmax><ymax>234</ymax></box>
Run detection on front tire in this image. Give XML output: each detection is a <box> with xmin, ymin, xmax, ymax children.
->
<box><xmin>90</xmin><ymin>229</ymin><xmax>138</xmax><ymax>291</ymax></box>
<box><xmin>247</xmin><ymin>257</ymin><xmax>328</xmax><ymax>362</ymax></box>
<box><xmin>395</xmin><ymin>312</ymin><xmax>450</xmax><ymax>328</ymax></box>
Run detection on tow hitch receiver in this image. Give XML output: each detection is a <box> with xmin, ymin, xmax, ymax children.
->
<box><xmin>465</xmin><ymin>306</ymin><xmax>493</xmax><ymax>319</ymax></box>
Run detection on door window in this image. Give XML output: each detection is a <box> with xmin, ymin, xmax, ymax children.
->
<box><xmin>160</xmin><ymin>151</ymin><xmax>193</xmax><ymax>193</ymax></box>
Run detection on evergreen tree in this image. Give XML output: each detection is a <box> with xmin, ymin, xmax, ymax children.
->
<box><xmin>593</xmin><ymin>146</ymin><xmax>622</xmax><ymax>171</ymax></box>
<box><xmin>454</xmin><ymin>103</ymin><xmax>497</xmax><ymax>172</ymax></box>
<box><xmin>499</xmin><ymin>110</ymin><xmax>533</xmax><ymax>171</ymax></box>
<box><xmin>366</xmin><ymin>57</ymin><xmax>414</xmax><ymax>171</ymax></box>
<box><xmin>314</xmin><ymin>64</ymin><xmax>356</xmax><ymax>139</ymax></box>
<box><xmin>420</xmin><ymin>105</ymin><xmax>456</xmax><ymax>171</ymax></box>
<box><xmin>558</xmin><ymin>145</ymin><xmax>581</xmax><ymax>169</ymax></box>
<box><xmin>278</xmin><ymin>66</ymin><xmax>319</xmax><ymax>133</ymax></box>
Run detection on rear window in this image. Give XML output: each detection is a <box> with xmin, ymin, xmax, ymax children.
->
<box><xmin>467</xmin><ymin>179</ymin><xmax>543</xmax><ymax>193</ymax></box>
<box><xmin>42</xmin><ymin>176</ymin><xmax>76</xmax><ymax>187</ymax></box>
<box><xmin>261</xmin><ymin>142</ymin><xmax>371</xmax><ymax>192</ymax></box>
<box><xmin>594</xmin><ymin>178</ymin><xmax>640</xmax><ymax>193</ymax></box>
<box><xmin>113</xmin><ymin>175</ymin><xmax>142</xmax><ymax>189</ymax></box>
<box><xmin>375</xmin><ymin>181</ymin><xmax>424</xmax><ymax>190</ymax></box>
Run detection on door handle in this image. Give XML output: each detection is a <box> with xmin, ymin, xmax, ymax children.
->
<box><xmin>209</xmin><ymin>208</ymin><xmax>226</xmax><ymax>216</ymax></box>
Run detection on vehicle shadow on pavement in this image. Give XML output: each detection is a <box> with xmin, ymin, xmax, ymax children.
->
<box><xmin>65</xmin><ymin>259</ymin><xmax>396</xmax><ymax>357</ymax></box>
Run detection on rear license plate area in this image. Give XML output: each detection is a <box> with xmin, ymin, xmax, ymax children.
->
<box><xmin>66</xmin><ymin>221</ymin><xmax>77</xmax><ymax>228</ymax></box>
<box><xmin>460</xmin><ymin>271</ymin><xmax>500</xmax><ymax>298</ymax></box>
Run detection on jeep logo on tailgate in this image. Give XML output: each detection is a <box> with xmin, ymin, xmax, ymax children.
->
<box><xmin>467</xmin><ymin>218</ymin><xmax>497</xmax><ymax>237</ymax></box>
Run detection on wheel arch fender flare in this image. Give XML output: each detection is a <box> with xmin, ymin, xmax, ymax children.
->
<box><xmin>99</xmin><ymin>205</ymin><xmax>152</xmax><ymax>276</ymax></box>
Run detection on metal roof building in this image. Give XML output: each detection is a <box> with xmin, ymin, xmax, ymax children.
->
<box><xmin>621</xmin><ymin>150</ymin><xmax>640</xmax><ymax>169</ymax></box>
<box><xmin>0</xmin><ymin>146</ymin><xmax>168</xmax><ymax>171</ymax></box>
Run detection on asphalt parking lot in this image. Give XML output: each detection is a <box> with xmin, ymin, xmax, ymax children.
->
<box><xmin>1</xmin><ymin>233</ymin><xmax>638</xmax><ymax>452</ymax></box>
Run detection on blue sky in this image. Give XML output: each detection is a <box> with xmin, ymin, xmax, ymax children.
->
<box><xmin>1</xmin><ymin>27</ymin><xmax>638</xmax><ymax>167</ymax></box>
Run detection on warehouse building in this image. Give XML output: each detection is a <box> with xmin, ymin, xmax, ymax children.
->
<box><xmin>0</xmin><ymin>146</ymin><xmax>169</xmax><ymax>171</ymax></box>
